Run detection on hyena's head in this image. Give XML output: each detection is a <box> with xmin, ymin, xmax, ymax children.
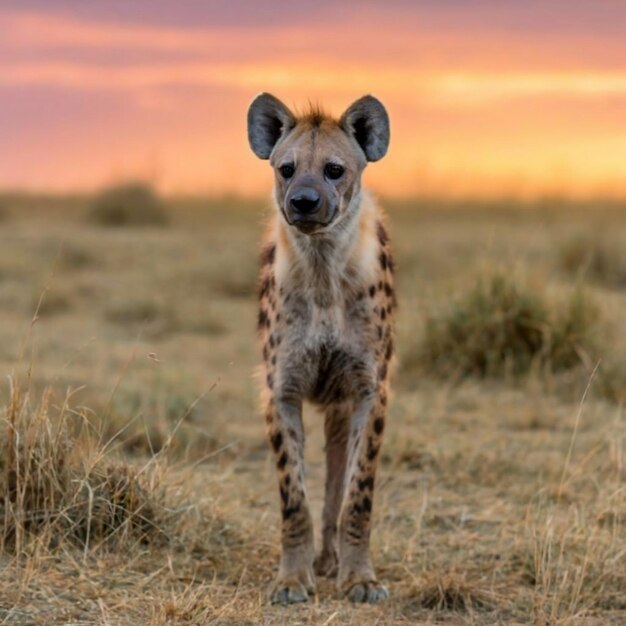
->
<box><xmin>247</xmin><ymin>93</ymin><xmax>389</xmax><ymax>235</ymax></box>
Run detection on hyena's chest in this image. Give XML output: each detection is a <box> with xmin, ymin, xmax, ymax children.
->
<box><xmin>277</xmin><ymin>294</ymin><xmax>378</xmax><ymax>405</ymax></box>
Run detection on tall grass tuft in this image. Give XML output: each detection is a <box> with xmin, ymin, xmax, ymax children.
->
<box><xmin>408</xmin><ymin>274</ymin><xmax>602</xmax><ymax>380</ymax></box>
<box><xmin>1</xmin><ymin>379</ymin><xmax>168</xmax><ymax>554</ymax></box>
<box><xmin>558</xmin><ymin>235</ymin><xmax>626</xmax><ymax>289</ymax></box>
<box><xmin>88</xmin><ymin>182</ymin><xmax>168</xmax><ymax>227</ymax></box>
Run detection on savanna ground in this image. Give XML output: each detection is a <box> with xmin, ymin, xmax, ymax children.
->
<box><xmin>0</xmin><ymin>191</ymin><xmax>624</xmax><ymax>625</ymax></box>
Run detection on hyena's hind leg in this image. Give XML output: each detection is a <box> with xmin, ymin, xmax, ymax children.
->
<box><xmin>265</xmin><ymin>397</ymin><xmax>316</xmax><ymax>605</ymax></box>
<box><xmin>314</xmin><ymin>402</ymin><xmax>351</xmax><ymax>577</ymax></box>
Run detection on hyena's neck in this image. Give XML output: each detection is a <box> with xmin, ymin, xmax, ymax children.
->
<box><xmin>274</xmin><ymin>190</ymin><xmax>379</xmax><ymax>308</ymax></box>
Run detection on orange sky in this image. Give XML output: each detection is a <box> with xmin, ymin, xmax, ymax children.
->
<box><xmin>1</xmin><ymin>1</ymin><xmax>626</xmax><ymax>198</ymax></box>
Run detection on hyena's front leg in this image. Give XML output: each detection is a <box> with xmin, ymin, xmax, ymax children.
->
<box><xmin>337</xmin><ymin>387</ymin><xmax>389</xmax><ymax>603</ymax></box>
<box><xmin>265</xmin><ymin>397</ymin><xmax>316</xmax><ymax>605</ymax></box>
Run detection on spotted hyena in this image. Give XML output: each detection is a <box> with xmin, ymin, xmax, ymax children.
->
<box><xmin>247</xmin><ymin>93</ymin><xmax>395</xmax><ymax>605</ymax></box>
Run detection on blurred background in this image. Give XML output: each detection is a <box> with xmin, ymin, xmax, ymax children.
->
<box><xmin>2</xmin><ymin>0</ymin><xmax>626</xmax><ymax>198</ymax></box>
<box><xmin>0</xmin><ymin>0</ymin><xmax>624</xmax><ymax>456</ymax></box>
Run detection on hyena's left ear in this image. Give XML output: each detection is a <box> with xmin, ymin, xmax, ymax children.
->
<box><xmin>247</xmin><ymin>93</ymin><xmax>296</xmax><ymax>160</ymax></box>
<box><xmin>340</xmin><ymin>95</ymin><xmax>390</xmax><ymax>162</ymax></box>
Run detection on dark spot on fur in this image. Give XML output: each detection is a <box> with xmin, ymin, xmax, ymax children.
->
<box><xmin>283</xmin><ymin>503</ymin><xmax>301</xmax><ymax>521</ymax></box>
<box><xmin>385</xmin><ymin>338</ymin><xmax>394</xmax><ymax>360</ymax></box>
<box><xmin>379</xmin><ymin>252</ymin><xmax>388</xmax><ymax>270</ymax></box>
<box><xmin>357</xmin><ymin>290</ymin><xmax>365</xmax><ymax>300</ymax></box>
<box><xmin>263</xmin><ymin>345</ymin><xmax>269</xmax><ymax>361</ymax></box>
<box><xmin>285</xmin><ymin>474</ymin><xmax>291</xmax><ymax>486</ymax></box>
<box><xmin>271</xmin><ymin>431</ymin><xmax>283</xmax><ymax>452</ymax></box>
<box><xmin>384</xmin><ymin>282</ymin><xmax>393</xmax><ymax>297</ymax></box>
<box><xmin>378</xmin><ymin>281</ymin><xmax>383</xmax><ymax>291</ymax></box>
<box><xmin>363</xmin><ymin>496</ymin><xmax>372</xmax><ymax>513</ymax></box>
<box><xmin>280</xmin><ymin>485</ymin><xmax>288</xmax><ymax>506</ymax></box>
<box><xmin>377</xmin><ymin>325</ymin><xmax>383</xmax><ymax>340</ymax></box>
<box><xmin>358</xmin><ymin>476</ymin><xmax>374</xmax><ymax>491</ymax></box>
<box><xmin>277</xmin><ymin>451</ymin><xmax>288</xmax><ymax>469</ymax></box>
<box><xmin>379</xmin><ymin>362</ymin><xmax>388</xmax><ymax>381</ymax></box>
<box><xmin>266</xmin><ymin>373</ymin><xmax>274</xmax><ymax>388</ymax></box>
<box><xmin>352</xmin><ymin>502</ymin><xmax>363</xmax><ymax>515</ymax></box>
<box><xmin>380</xmin><ymin>308</ymin><xmax>387</xmax><ymax>321</ymax></box>
<box><xmin>259</xmin><ymin>276</ymin><xmax>270</xmax><ymax>299</ymax></box>
<box><xmin>276</xmin><ymin>313</ymin><xmax>281</xmax><ymax>322</ymax></box>
<box><xmin>261</xmin><ymin>243</ymin><xmax>276</xmax><ymax>266</ymax></box>
<box><xmin>269</xmin><ymin>334</ymin><xmax>275</xmax><ymax>348</ymax></box>
<box><xmin>377</xmin><ymin>221</ymin><xmax>389</xmax><ymax>246</ymax></box>
<box><xmin>369</xmin><ymin>285</ymin><xmax>376</xmax><ymax>298</ymax></box>
<box><xmin>258</xmin><ymin>309</ymin><xmax>268</xmax><ymax>330</ymax></box>
<box><xmin>287</xmin><ymin>427</ymin><xmax>297</xmax><ymax>441</ymax></box>
<box><xmin>367</xmin><ymin>438</ymin><xmax>379</xmax><ymax>461</ymax></box>
<box><xmin>373</xmin><ymin>417</ymin><xmax>385</xmax><ymax>435</ymax></box>
<box><xmin>271</xmin><ymin>355</ymin><xmax>277</xmax><ymax>366</ymax></box>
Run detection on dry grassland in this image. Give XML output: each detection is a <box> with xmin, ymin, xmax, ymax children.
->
<box><xmin>0</xmin><ymin>193</ymin><xmax>624</xmax><ymax>625</ymax></box>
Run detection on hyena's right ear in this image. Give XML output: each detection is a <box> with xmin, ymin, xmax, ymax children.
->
<box><xmin>340</xmin><ymin>95</ymin><xmax>390</xmax><ymax>162</ymax></box>
<box><xmin>247</xmin><ymin>93</ymin><xmax>296</xmax><ymax>159</ymax></box>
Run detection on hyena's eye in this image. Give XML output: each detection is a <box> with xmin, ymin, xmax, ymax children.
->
<box><xmin>279</xmin><ymin>163</ymin><xmax>295</xmax><ymax>179</ymax></box>
<box><xmin>324</xmin><ymin>163</ymin><xmax>345</xmax><ymax>180</ymax></box>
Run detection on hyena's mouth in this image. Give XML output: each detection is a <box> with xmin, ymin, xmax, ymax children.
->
<box><xmin>293</xmin><ymin>220</ymin><xmax>323</xmax><ymax>234</ymax></box>
<box><xmin>283</xmin><ymin>207</ymin><xmax>338</xmax><ymax>235</ymax></box>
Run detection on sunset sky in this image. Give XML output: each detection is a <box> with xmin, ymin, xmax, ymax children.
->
<box><xmin>1</xmin><ymin>0</ymin><xmax>625</xmax><ymax>198</ymax></box>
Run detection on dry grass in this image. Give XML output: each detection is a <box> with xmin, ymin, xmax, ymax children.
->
<box><xmin>559</xmin><ymin>235</ymin><xmax>626</xmax><ymax>290</ymax></box>
<box><xmin>2</xmin><ymin>378</ymin><xmax>190</xmax><ymax>553</ymax></box>
<box><xmin>89</xmin><ymin>182</ymin><xmax>168</xmax><ymax>227</ymax></box>
<box><xmin>0</xmin><ymin>195</ymin><xmax>625</xmax><ymax>625</ymax></box>
<box><xmin>406</xmin><ymin>274</ymin><xmax>603</xmax><ymax>380</ymax></box>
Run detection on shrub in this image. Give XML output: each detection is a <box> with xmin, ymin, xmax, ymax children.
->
<box><xmin>558</xmin><ymin>235</ymin><xmax>626</xmax><ymax>289</ymax></box>
<box><xmin>89</xmin><ymin>182</ymin><xmax>168</xmax><ymax>227</ymax></box>
<box><xmin>408</xmin><ymin>274</ymin><xmax>602</xmax><ymax>379</ymax></box>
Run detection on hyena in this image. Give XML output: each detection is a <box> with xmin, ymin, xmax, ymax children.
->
<box><xmin>247</xmin><ymin>93</ymin><xmax>395</xmax><ymax>605</ymax></box>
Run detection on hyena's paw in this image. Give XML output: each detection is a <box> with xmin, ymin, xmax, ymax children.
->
<box><xmin>270</xmin><ymin>573</ymin><xmax>316</xmax><ymax>605</ymax></box>
<box><xmin>343</xmin><ymin>580</ymin><xmax>389</xmax><ymax>604</ymax></box>
<box><xmin>314</xmin><ymin>549</ymin><xmax>338</xmax><ymax>578</ymax></box>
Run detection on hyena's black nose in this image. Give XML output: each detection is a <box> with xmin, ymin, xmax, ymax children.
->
<box><xmin>290</xmin><ymin>188</ymin><xmax>321</xmax><ymax>215</ymax></box>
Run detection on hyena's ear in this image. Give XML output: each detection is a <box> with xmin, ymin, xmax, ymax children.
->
<box><xmin>340</xmin><ymin>95</ymin><xmax>390</xmax><ymax>162</ymax></box>
<box><xmin>247</xmin><ymin>93</ymin><xmax>296</xmax><ymax>160</ymax></box>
